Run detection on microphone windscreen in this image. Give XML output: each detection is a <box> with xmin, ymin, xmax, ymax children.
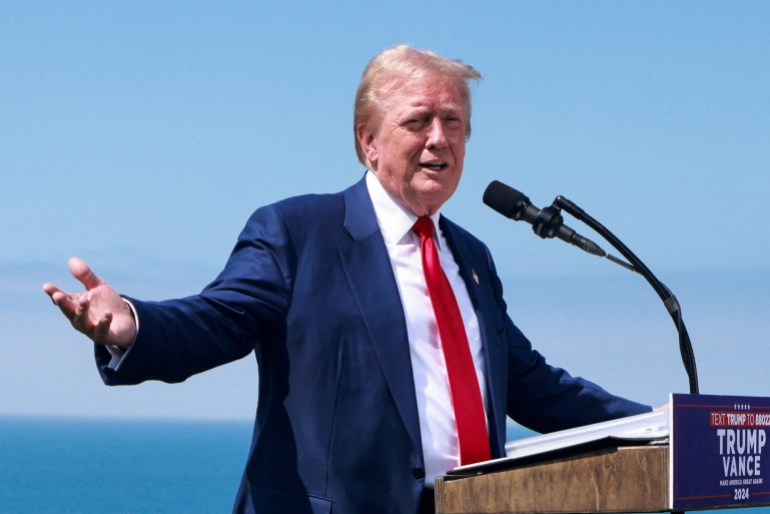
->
<box><xmin>483</xmin><ymin>180</ymin><xmax>525</xmax><ymax>218</ymax></box>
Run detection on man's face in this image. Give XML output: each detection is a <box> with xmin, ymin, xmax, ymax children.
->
<box><xmin>357</xmin><ymin>73</ymin><xmax>468</xmax><ymax>216</ymax></box>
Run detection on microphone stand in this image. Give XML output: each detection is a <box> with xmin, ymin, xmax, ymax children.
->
<box><xmin>552</xmin><ymin>195</ymin><xmax>700</xmax><ymax>395</ymax></box>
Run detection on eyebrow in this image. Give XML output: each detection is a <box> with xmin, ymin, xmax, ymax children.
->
<box><xmin>403</xmin><ymin>101</ymin><xmax>465</xmax><ymax>116</ymax></box>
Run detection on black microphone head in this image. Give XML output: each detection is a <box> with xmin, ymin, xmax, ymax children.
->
<box><xmin>483</xmin><ymin>180</ymin><xmax>530</xmax><ymax>220</ymax></box>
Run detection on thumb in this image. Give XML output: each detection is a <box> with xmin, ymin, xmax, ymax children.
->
<box><xmin>68</xmin><ymin>257</ymin><xmax>105</xmax><ymax>290</ymax></box>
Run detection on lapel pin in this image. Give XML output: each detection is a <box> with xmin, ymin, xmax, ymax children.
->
<box><xmin>472</xmin><ymin>269</ymin><xmax>479</xmax><ymax>285</ymax></box>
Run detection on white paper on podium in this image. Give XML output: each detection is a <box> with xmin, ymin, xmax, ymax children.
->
<box><xmin>451</xmin><ymin>410</ymin><xmax>669</xmax><ymax>475</ymax></box>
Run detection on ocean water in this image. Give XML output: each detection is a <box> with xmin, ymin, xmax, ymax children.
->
<box><xmin>1</xmin><ymin>416</ymin><xmax>767</xmax><ymax>513</ymax></box>
<box><xmin>0</xmin><ymin>416</ymin><xmax>251</xmax><ymax>513</ymax></box>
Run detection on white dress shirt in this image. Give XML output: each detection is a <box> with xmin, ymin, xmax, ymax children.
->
<box><xmin>365</xmin><ymin>171</ymin><xmax>487</xmax><ymax>486</ymax></box>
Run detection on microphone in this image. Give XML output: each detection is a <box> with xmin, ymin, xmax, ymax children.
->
<box><xmin>483</xmin><ymin>180</ymin><xmax>606</xmax><ymax>257</ymax></box>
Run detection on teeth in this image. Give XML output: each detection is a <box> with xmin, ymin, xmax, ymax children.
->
<box><xmin>422</xmin><ymin>162</ymin><xmax>447</xmax><ymax>170</ymax></box>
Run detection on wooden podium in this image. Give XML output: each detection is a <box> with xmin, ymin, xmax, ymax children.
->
<box><xmin>435</xmin><ymin>444</ymin><xmax>671</xmax><ymax>514</ymax></box>
<box><xmin>435</xmin><ymin>396</ymin><xmax>770</xmax><ymax>513</ymax></box>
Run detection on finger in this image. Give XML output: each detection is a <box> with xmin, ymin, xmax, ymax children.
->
<box><xmin>92</xmin><ymin>311</ymin><xmax>113</xmax><ymax>343</ymax></box>
<box><xmin>44</xmin><ymin>288</ymin><xmax>81</xmax><ymax>319</ymax></box>
<box><xmin>44</xmin><ymin>284</ymin><xmax>82</xmax><ymax>316</ymax></box>
<box><xmin>42</xmin><ymin>283</ymin><xmax>62</xmax><ymax>301</ymax></box>
<box><xmin>71</xmin><ymin>296</ymin><xmax>91</xmax><ymax>332</ymax></box>
<box><xmin>68</xmin><ymin>257</ymin><xmax>105</xmax><ymax>291</ymax></box>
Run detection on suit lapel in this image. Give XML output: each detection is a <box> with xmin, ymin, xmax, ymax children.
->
<box><xmin>337</xmin><ymin>179</ymin><xmax>508</xmax><ymax>457</ymax></box>
<box><xmin>338</xmin><ymin>179</ymin><xmax>423</xmax><ymax>457</ymax></box>
<box><xmin>440</xmin><ymin>216</ymin><xmax>508</xmax><ymax>454</ymax></box>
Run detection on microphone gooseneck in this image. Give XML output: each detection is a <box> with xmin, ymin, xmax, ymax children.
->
<box><xmin>484</xmin><ymin>179</ymin><xmax>699</xmax><ymax>395</ymax></box>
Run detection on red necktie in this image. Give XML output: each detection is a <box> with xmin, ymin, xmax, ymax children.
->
<box><xmin>413</xmin><ymin>216</ymin><xmax>491</xmax><ymax>465</ymax></box>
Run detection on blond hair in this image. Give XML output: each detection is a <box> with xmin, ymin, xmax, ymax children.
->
<box><xmin>353</xmin><ymin>45</ymin><xmax>482</xmax><ymax>165</ymax></box>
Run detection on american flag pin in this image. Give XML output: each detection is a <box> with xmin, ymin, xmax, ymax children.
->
<box><xmin>472</xmin><ymin>269</ymin><xmax>479</xmax><ymax>284</ymax></box>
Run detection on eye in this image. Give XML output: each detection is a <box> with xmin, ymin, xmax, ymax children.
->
<box><xmin>444</xmin><ymin>115</ymin><xmax>463</xmax><ymax>129</ymax></box>
<box><xmin>403</xmin><ymin>115</ymin><xmax>430</xmax><ymax>131</ymax></box>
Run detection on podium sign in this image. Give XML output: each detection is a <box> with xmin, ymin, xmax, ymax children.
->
<box><xmin>436</xmin><ymin>395</ymin><xmax>770</xmax><ymax>513</ymax></box>
<box><xmin>672</xmin><ymin>393</ymin><xmax>770</xmax><ymax>511</ymax></box>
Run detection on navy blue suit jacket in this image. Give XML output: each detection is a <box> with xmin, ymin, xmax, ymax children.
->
<box><xmin>96</xmin><ymin>177</ymin><xmax>649</xmax><ymax>513</ymax></box>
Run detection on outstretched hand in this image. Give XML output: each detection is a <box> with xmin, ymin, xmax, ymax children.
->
<box><xmin>43</xmin><ymin>257</ymin><xmax>137</xmax><ymax>349</ymax></box>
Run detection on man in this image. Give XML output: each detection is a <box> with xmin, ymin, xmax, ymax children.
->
<box><xmin>44</xmin><ymin>45</ymin><xmax>650</xmax><ymax>514</ymax></box>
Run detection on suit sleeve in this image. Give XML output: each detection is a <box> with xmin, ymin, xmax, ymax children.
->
<box><xmin>483</xmin><ymin>249</ymin><xmax>651</xmax><ymax>433</ymax></box>
<box><xmin>96</xmin><ymin>204</ymin><xmax>294</xmax><ymax>385</ymax></box>
<box><xmin>503</xmin><ymin>318</ymin><xmax>650</xmax><ymax>433</ymax></box>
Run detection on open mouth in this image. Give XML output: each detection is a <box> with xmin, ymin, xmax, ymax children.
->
<box><xmin>420</xmin><ymin>161</ymin><xmax>448</xmax><ymax>171</ymax></box>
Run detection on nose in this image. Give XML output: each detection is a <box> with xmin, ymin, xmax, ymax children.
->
<box><xmin>426</xmin><ymin>118</ymin><xmax>448</xmax><ymax>149</ymax></box>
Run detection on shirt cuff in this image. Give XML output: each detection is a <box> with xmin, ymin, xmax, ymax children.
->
<box><xmin>105</xmin><ymin>298</ymin><xmax>139</xmax><ymax>370</ymax></box>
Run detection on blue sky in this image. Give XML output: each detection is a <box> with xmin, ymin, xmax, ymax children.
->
<box><xmin>2</xmin><ymin>1</ymin><xmax>769</xmax><ymax>420</ymax></box>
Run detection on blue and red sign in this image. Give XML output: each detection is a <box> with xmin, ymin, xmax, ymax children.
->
<box><xmin>672</xmin><ymin>393</ymin><xmax>770</xmax><ymax>511</ymax></box>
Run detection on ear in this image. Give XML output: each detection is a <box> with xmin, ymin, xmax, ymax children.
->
<box><xmin>356</xmin><ymin>123</ymin><xmax>379</xmax><ymax>168</ymax></box>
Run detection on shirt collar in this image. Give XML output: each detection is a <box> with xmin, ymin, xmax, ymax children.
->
<box><xmin>365</xmin><ymin>170</ymin><xmax>443</xmax><ymax>248</ymax></box>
